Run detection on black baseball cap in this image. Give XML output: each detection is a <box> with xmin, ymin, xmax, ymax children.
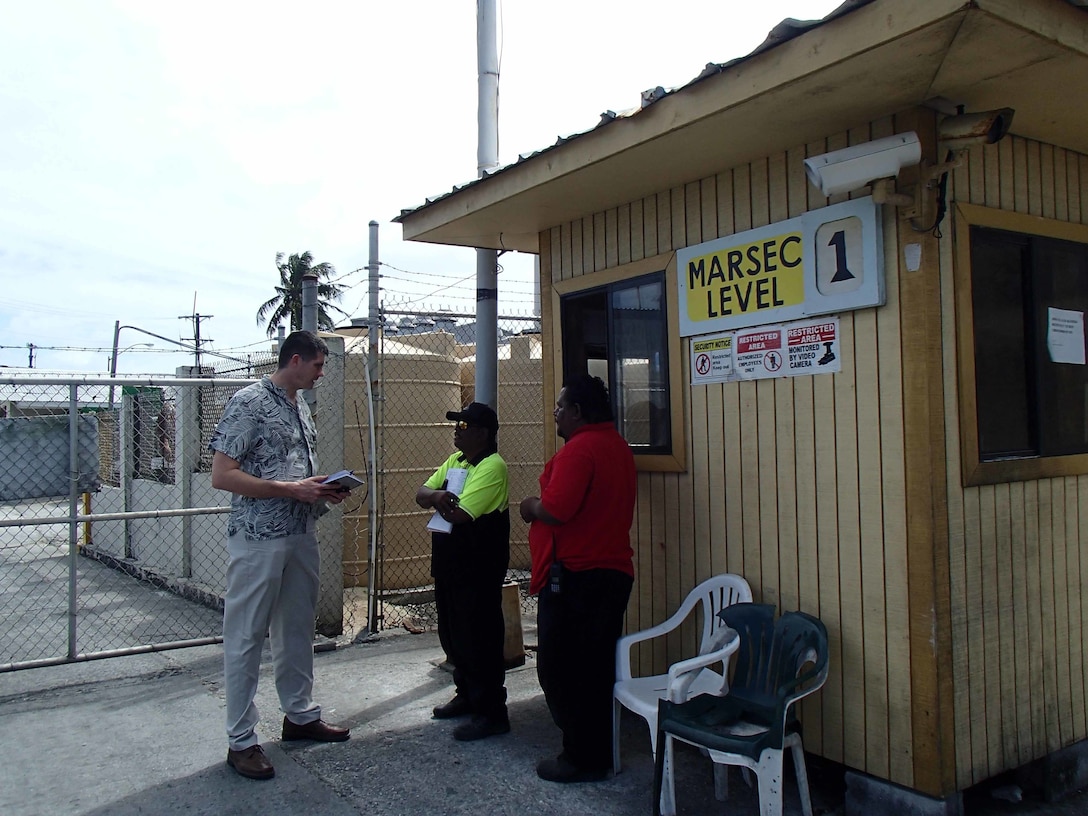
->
<box><xmin>446</xmin><ymin>402</ymin><xmax>499</xmax><ymax>432</ymax></box>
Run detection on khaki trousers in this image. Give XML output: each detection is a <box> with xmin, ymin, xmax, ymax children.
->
<box><xmin>224</xmin><ymin>530</ymin><xmax>321</xmax><ymax>750</ymax></box>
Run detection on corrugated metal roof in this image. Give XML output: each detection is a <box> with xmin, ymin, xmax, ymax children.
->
<box><xmin>397</xmin><ymin>0</ymin><xmax>1088</xmax><ymax>226</ymax></box>
<box><xmin>397</xmin><ymin>0</ymin><xmax>875</xmax><ymax>222</ymax></box>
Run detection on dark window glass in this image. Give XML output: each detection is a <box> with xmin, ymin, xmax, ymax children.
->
<box><xmin>970</xmin><ymin>230</ymin><xmax>1033</xmax><ymax>457</ymax></box>
<box><xmin>1034</xmin><ymin>238</ymin><xmax>1088</xmax><ymax>455</ymax></box>
<box><xmin>971</xmin><ymin>226</ymin><xmax>1088</xmax><ymax>460</ymax></box>
<box><xmin>560</xmin><ymin>272</ymin><xmax>671</xmax><ymax>453</ymax></box>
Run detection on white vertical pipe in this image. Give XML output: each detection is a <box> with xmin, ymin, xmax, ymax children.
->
<box><xmin>476</xmin><ymin>0</ymin><xmax>499</xmax><ymax>177</ymax></box>
<box><xmin>475</xmin><ymin>0</ymin><xmax>499</xmax><ymax>408</ymax></box>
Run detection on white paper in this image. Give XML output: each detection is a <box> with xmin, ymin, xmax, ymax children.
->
<box><xmin>444</xmin><ymin>468</ymin><xmax>468</xmax><ymax>495</ymax></box>
<box><xmin>426</xmin><ymin>513</ymin><xmax>453</xmax><ymax>533</ymax></box>
<box><xmin>1047</xmin><ymin>307</ymin><xmax>1086</xmax><ymax>365</ymax></box>
<box><xmin>425</xmin><ymin>467</ymin><xmax>468</xmax><ymax>533</ymax></box>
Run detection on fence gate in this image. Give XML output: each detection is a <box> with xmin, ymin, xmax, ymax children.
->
<box><xmin>0</xmin><ymin>366</ymin><xmax>275</xmax><ymax>672</ymax></box>
<box><xmin>2</xmin><ymin>322</ymin><xmax>546</xmax><ymax>670</ymax></box>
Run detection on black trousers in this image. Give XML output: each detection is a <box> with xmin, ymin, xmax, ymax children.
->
<box><xmin>435</xmin><ymin>564</ymin><xmax>508</xmax><ymax>717</ymax></box>
<box><xmin>537</xmin><ymin>566</ymin><xmax>633</xmax><ymax>770</ymax></box>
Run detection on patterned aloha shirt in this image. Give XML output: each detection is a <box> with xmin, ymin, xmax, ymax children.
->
<box><xmin>209</xmin><ymin>376</ymin><xmax>319</xmax><ymax>540</ymax></box>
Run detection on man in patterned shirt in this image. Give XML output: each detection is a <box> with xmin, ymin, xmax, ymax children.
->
<box><xmin>210</xmin><ymin>330</ymin><xmax>352</xmax><ymax>780</ymax></box>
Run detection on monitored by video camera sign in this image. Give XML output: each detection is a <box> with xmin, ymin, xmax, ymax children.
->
<box><xmin>676</xmin><ymin>196</ymin><xmax>884</xmax><ymax>337</ymax></box>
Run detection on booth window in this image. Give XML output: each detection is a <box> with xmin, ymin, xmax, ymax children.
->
<box><xmin>560</xmin><ymin>271</ymin><xmax>672</xmax><ymax>454</ymax></box>
<box><xmin>551</xmin><ymin>251</ymin><xmax>685</xmax><ymax>472</ymax></box>
<box><xmin>956</xmin><ymin>202</ymin><xmax>1088</xmax><ymax>485</ymax></box>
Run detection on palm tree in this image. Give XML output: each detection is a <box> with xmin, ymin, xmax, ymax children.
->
<box><xmin>256</xmin><ymin>251</ymin><xmax>349</xmax><ymax>338</ymax></box>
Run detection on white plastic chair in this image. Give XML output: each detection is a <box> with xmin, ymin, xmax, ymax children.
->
<box><xmin>613</xmin><ymin>573</ymin><xmax>752</xmax><ymax>815</ymax></box>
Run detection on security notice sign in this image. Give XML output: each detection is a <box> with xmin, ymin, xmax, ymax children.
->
<box><xmin>689</xmin><ymin>317</ymin><xmax>841</xmax><ymax>384</ymax></box>
<box><xmin>691</xmin><ymin>334</ymin><xmax>734</xmax><ymax>385</ymax></box>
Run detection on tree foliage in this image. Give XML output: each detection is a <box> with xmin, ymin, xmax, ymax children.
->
<box><xmin>256</xmin><ymin>251</ymin><xmax>348</xmax><ymax>338</ymax></box>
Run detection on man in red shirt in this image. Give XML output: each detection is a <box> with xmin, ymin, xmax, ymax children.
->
<box><xmin>520</xmin><ymin>374</ymin><xmax>636</xmax><ymax>783</ymax></box>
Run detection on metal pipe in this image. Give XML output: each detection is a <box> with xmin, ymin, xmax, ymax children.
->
<box><xmin>366</xmin><ymin>221</ymin><xmax>381</xmax><ymax>635</ymax></box>
<box><xmin>67</xmin><ymin>384</ymin><xmax>79</xmax><ymax>659</ymax></box>
<box><xmin>302</xmin><ymin>273</ymin><xmax>318</xmax><ymax>334</ymax></box>
<box><xmin>368</xmin><ymin>221</ymin><xmax>380</xmax><ymax>357</ymax></box>
<box><xmin>3</xmin><ymin>376</ymin><xmax>258</xmax><ymax>387</ymax></box>
<box><xmin>0</xmin><ymin>506</ymin><xmax>231</xmax><ymax>528</ymax></box>
<box><xmin>475</xmin><ymin>249</ymin><xmax>498</xmax><ymax>408</ymax></box>
<box><xmin>302</xmin><ymin>273</ymin><xmax>318</xmax><ymax>409</ymax></box>
<box><xmin>476</xmin><ymin>0</ymin><xmax>499</xmax><ymax>178</ymax></box>
<box><xmin>475</xmin><ymin>0</ymin><xmax>499</xmax><ymax>409</ymax></box>
<box><xmin>0</xmin><ymin>637</ymin><xmax>224</xmax><ymax>674</ymax></box>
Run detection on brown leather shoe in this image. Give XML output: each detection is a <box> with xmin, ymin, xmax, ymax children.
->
<box><xmin>226</xmin><ymin>744</ymin><xmax>275</xmax><ymax>780</ymax></box>
<box><xmin>281</xmin><ymin>716</ymin><xmax>350</xmax><ymax>742</ymax></box>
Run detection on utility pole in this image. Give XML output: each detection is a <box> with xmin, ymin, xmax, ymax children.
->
<box><xmin>179</xmin><ymin>312</ymin><xmax>213</xmax><ymax>371</ymax></box>
<box><xmin>26</xmin><ymin>343</ymin><xmax>35</xmax><ymax>368</ymax></box>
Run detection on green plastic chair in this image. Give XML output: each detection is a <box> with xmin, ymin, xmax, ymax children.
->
<box><xmin>652</xmin><ymin>604</ymin><xmax>829</xmax><ymax>816</ymax></box>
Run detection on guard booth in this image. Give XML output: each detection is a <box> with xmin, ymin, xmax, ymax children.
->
<box><xmin>397</xmin><ymin>0</ymin><xmax>1088</xmax><ymax>807</ymax></box>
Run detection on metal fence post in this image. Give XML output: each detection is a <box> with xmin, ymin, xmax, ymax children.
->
<box><xmin>120</xmin><ymin>389</ymin><xmax>134</xmax><ymax>559</ymax></box>
<box><xmin>177</xmin><ymin>366</ymin><xmax>201</xmax><ymax>577</ymax></box>
<box><xmin>315</xmin><ymin>336</ymin><xmax>345</xmax><ymax>637</ymax></box>
<box><xmin>67</xmin><ymin>383</ymin><xmax>79</xmax><ymax>658</ymax></box>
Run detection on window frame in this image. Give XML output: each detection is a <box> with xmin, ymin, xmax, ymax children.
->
<box><xmin>552</xmin><ymin>251</ymin><xmax>686</xmax><ymax>472</ymax></box>
<box><xmin>954</xmin><ymin>202</ymin><xmax>1088</xmax><ymax>486</ymax></box>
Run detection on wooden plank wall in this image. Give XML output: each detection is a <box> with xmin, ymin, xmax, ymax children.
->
<box><xmin>540</xmin><ymin>115</ymin><xmax>916</xmax><ymax>788</ymax></box>
<box><xmin>944</xmin><ymin>135</ymin><xmax>1088</xmax><ymax>788</ymax></box>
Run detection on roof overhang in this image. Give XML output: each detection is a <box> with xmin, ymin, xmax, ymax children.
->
<box><xmin>397</xmin><ymin>0</ymin><xmax>1088</xmax><ymax>253</ymax></box>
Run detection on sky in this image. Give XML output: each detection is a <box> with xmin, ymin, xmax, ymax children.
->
<box><xmin>0</xmin><ymin>0</ymin><xmax>844</xmax><ymax>374</ymax></box>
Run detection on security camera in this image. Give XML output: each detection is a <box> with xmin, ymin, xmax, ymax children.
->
<box><xmin>804</xmin><ymin>132</ymin><xmax>922</xmax><ymax>197</ymax></box>
<box><xmin>938</xmin><ymin>107</ymin><xmax>1014</xmax><ymax>151</ymax></box>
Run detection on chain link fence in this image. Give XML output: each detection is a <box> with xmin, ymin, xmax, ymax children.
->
<box><xmin>1</xmin><ymin>316</ymin><xmax>545</xmax><ymax>670</ymax></box>
<box><xmin>339</xmin><ymin>313</ymin><xmax>543</xmax><ymax>635</ymax></box>
<box><xmin>0</xmin><ymin>360</ymin><xmax>274</xmax><ymax>671</ymax></box>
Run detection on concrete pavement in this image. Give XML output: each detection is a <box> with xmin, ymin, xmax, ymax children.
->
<box><xmin>1</xmin><ymin>629</ymin><xmax>1086</xmax><ymax>816</ymax></box>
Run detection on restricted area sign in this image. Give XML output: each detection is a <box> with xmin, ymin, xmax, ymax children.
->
<box><xmin>689</xmin><ymin>317</ymin><xmax>841</xmax><ymax>384</ymax></box>
<box><xmin>785</xmin><ymin>320</ymin><xmax>840</xmax><ymax>376</ymax></box>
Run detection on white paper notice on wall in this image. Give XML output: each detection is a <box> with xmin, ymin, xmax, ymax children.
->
<box><xmin>1047</xmin><ymin>307</ymin><xmax>1086</xmax><ymax>365</ymax></box>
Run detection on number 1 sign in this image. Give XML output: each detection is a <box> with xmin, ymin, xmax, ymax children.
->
<box><xmin>676</xmin><ymin>196</ymin><xmax>884</xmax><ymax>337</ymax></box>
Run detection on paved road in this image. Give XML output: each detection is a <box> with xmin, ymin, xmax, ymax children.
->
<box><xmin>3</xmin><ymin>628</ymin><xmax>1088</xmax><ymax>815</ymax></box>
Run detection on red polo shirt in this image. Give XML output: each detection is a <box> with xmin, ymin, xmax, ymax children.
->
<box><xmin>528</xmin><ymin>421</ymin><xmax>637</xmax><ymax>594</ymax></box>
